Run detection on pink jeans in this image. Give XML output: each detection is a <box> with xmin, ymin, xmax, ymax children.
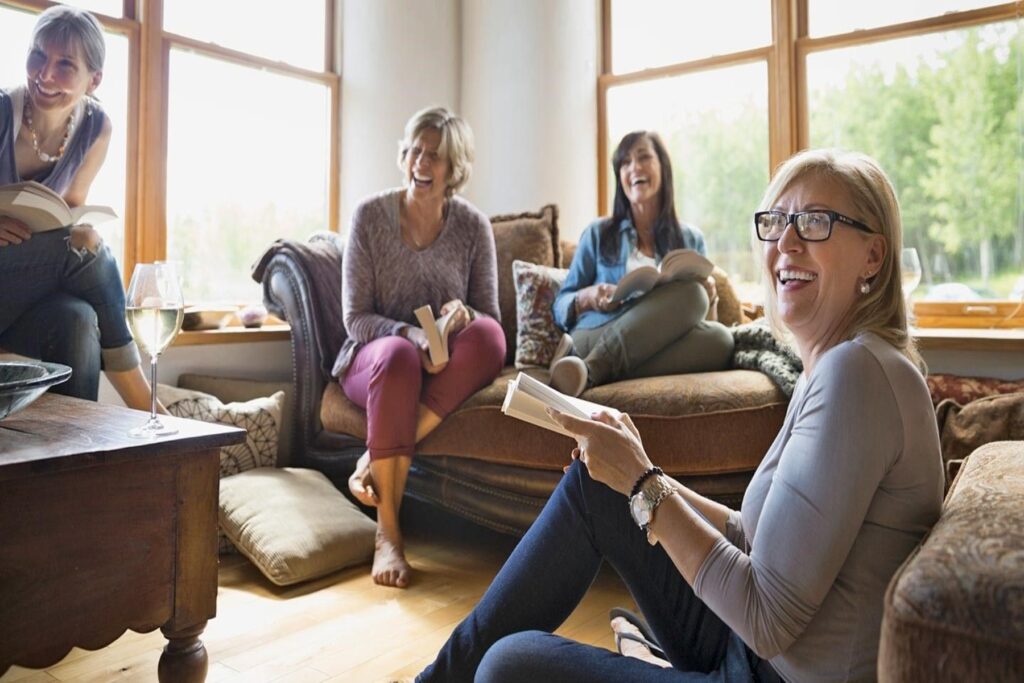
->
<box><xmin>341</xmin><ymin>317</ymin><xmax>506</xmax><ymax>460</ymax></box>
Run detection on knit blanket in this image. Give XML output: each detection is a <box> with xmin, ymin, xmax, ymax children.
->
<box><xmin>730</xmin><ymin>321</ymin><xmax>803</xmax><ymax>397</ymax></box>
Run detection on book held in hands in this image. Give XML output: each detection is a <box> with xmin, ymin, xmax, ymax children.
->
<box><xmin>501</xmin><ymin>371</ymin><xmax>610</xmax><ymax>438</ymax></box>
<box><xmin>0</xmin><ymin>181</ymin><xmax>117</xmax><ymax>233</ymax></box>
<box><xmin>610</xmin><ymin>248</ymin><xmax>714</xmax><ymax>304</ymax></box>
<box><xmin>414</xmin><ymin>304</ymin><xmax>459</xmax><ymax>365</ymax></box>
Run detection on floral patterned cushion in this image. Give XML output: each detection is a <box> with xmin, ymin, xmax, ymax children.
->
<box><xmin>926</xmin><ymin>373</ymin><xmax>1024</xmax><ymax>407</ymax></box>
<box><xmin>512</xmin><ymin>259</ymin><xmax>568</xmax><ymax>368</ymax></box>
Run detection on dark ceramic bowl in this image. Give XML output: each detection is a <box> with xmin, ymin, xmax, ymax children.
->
<box><xmin>0</xmin><ymin>361</ymin><xmax>72</xmax><ymax>420</ymax></box>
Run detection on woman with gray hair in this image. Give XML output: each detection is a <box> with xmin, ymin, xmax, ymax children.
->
<box><xmin>0</xmin><ymin>5</ymin><xmax>157</xmax><ymax>411</ymax></box>
<box><xmin>418</xmin><ymin>149</ymin><xmax>943</xmax><ymax>681</ymax></box>
<box><xmin>338</xmin><ymin>106</ymin><xmax>505</xmax><ymax>588</ymax></box>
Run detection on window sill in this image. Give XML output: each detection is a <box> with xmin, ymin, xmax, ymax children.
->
<box><xmin>173</xmin><ymin>323</ymin><xmax>291</xmax><ymax>347</ymax></box>
<box><xmin>171</xmin><ymin>324</ymin><xmax>1022</xmax><ymax>352</ymax></box>
<box><xmin>914</xmin><ymin>327</ymin><xmax>1024</xmax><ymax>353</ymax></box>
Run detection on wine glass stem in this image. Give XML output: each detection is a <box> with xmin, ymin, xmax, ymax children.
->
<box><xmin>149</xmin><ymin>355</ymin><xmax>159</xmax><ymax>419</ymax></box>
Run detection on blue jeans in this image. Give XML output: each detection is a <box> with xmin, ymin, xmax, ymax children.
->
<box><xmin>0</xmin><ymin>229</ymin><xmax>139</xmax><ymax>397</ymax></box>
<box><xmin>0</xmin><ymin>292</ymin><xmax>101</xmax><ymax>400</ymax></box>
<box><xmin>0</xmin><ymin>227</ymin><xmax>138</xmax><ymax>370</ymax></box>
<box><xmin>417</xmin><ymin>461</ymin><xmax>779</xmax><ymax>683</ymax></box>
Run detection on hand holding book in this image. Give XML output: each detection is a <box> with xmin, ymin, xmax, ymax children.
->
<box><xmin>413</xmin><ymin>299</ymin><xmax>471</xmax><ymax>368</ymax></box>
<box><xmin>0</xmin><ymin>181</ymin><xmax>117</xmax><ymax>234</ymax></box>
<box><xmin>0</xmin><ymin>215</ymin><xmax>31</xmax><ymax>247</ymax></box>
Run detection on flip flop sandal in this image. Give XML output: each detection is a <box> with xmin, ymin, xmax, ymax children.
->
<box><xmin>614</xmin><ymin>630</ymin><xmax>669</xmax><ymax>662</ymax></box>
<box><xmin>610</xmin><ymin>607</ymin><xmax>667</xmax><ymax>660</ymax></box>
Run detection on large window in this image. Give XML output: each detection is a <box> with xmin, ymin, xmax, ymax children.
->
<box><xmin>1</xmin><ymin>0</ymin><xmax>339</xmax><ymax>306</ymax></box>
<box><xmin>602</xmin><ymin>1</ymin><xmax>1023</xmax><ymax>326</ymax></box>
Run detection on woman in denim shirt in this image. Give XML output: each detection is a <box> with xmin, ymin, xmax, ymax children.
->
<box><xmin>549</xmin><ymin>131</ymin><xmax>733</xmax><ymax>396</ymax></box>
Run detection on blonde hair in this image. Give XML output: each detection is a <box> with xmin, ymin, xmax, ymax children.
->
<box><xmin>758</xmin><ymin>148</ymin><xmax>922</xmax><ymax>370</ymax></box>
<box><xmin>32</xmin><ymin>5</ymin><xmax>106</xmax><ymax>74</ymax></box>
<box><xmin>397</xmin><ymin>106</ymin><xmax>474</xmax><ymax>196</ymax></box>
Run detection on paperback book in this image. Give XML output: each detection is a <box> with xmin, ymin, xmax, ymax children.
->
<box><xmin>501</xmin><ymin>371</ymin><xmax>609</xmax><ymax>438</ymax></box>
<box><xmin>0</xmin><ymin>181</ymin><xmax>116</xmax><ymax>233</ymax></box>
<box><xmin>414</xmin><ymin>304</ymin><xmax>459</xmax><ymax>365</ymax></box>
<box><xmin>610</xmin><ymin>248</ymin><xmax>714</xmax><ymax>304</ymax></box>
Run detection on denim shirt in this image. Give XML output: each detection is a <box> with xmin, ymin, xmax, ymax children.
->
<box><xmin>553</xmin><ymin>217</ymin><xmax>707</xmax><ymax>331</ymax></box>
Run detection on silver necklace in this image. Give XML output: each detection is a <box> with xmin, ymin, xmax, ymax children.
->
<box><xmin>24</xmin><ymin>99</ymin><xmax>75</xmax><ymax>164</ymax></box>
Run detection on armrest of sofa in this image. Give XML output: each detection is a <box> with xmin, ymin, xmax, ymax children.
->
<box><xmin>255</xmin><ymin>236</ymin><xmax>363</xmax><ymax>472</ymax></box>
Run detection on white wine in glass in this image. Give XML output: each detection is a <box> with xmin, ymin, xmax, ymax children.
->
<box><xmin>126</xmin><ymin>262</ymin><xmax>184</xmax><ymax>438</ymax></box>
<box><xmin>901</xmin><ymin>247</ymin><xmax>923</xmax><ymax>327</ymax></box>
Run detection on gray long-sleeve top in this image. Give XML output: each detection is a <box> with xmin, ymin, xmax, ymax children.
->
<box><xmin>332</xmin><ymin>189</ymin><xmax>500</xmax><ymax>378</ymax></box>
<box><xmin>693</xmin><ymin>333</ymin><xmax>944</xmax><ymax>682</ymax></box>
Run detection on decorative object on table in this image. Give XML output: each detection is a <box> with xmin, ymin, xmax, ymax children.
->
<box><xmin>219</xmin><ymin>467</ymin><xmax>377</xmax><ymax>586</ymax></box>
<box><xmin>0</xmin><ymin>360</ymin><xmax>72</xmax><ymax>420</ymax></box>
<box><xmin>239</xmin><ymin>303</ymin><xmax>269</xmax><ymax>328</ymax></box>
<box><xmin>125</xmin><ymin>261</ymin><xmax>184</xmax><ymax>437</ymax></box>
<box><xmin>181</xmin><ymin>305</ymin><xmax>238</xmax><ymax>331</ymax></box>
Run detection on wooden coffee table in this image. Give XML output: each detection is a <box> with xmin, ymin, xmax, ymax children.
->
<box><xmin>0</xmin><ymin>393</ymin><xmax>245</xmax><ymax>682</ymax></box>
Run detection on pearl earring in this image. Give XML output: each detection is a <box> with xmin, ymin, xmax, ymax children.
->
<box><xmin>860</xmin><ymin>280</ymin><xmax>871</xmax><ymax>294</ymax></box>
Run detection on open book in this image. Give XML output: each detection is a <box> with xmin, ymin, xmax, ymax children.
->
<box><xmin>501</xmin><ymin>371</ymin><xmax>610</xmax><ymax>438</ymax></box>
<box><xmin>0</xmin><ymin>181</ymin><xmax>117</xmax><ymax>233</ymax></box>
<box><xmin>414</xmin><ymin>304</ymin><xmax>459</xmax><ymax>365</ymax></box>
<box><xmin>610</xmin><ymin>248</ymin><xmax>714</xmax><ymax>304</ymax></box>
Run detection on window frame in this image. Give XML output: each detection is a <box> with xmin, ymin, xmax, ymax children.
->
<box><xmin>598</xmin><ymin>0</ymin><xmax>1023</xmax><ymax>329</ymax></box>
<box><xmin>2</xmin><ymin>0</ymin><xmax>340</xmax><ymax>288</ymax></box>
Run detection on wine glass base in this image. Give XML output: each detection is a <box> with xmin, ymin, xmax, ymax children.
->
<box><xmin>129</xmin><ymin>415</ymin><xmax>178</xmax><ymax>438</ymax></box>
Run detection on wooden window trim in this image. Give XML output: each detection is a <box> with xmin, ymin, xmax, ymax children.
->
<box><xmin>599</xmin><ymin>0</ymin><xmax>1024</xmax><ymax>331</ymax></box>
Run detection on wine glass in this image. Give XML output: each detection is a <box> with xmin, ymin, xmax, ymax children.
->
<box><xmin>901</xmin><ymin>247</ymin><xmax>923</xmax><ymax>325</ymax></box>
<box><xmin>126</xmin><ymin>262</ymin><xmax>184</xmax><ymax>438</ymax></box>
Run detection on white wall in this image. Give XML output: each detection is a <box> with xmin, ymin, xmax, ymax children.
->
<box><xmin>459</xmin><ymin>0</ymin><xmax>600</xmax><ymax>240</ymax></box>
<box><xmin>337</xmin><ymin>0</ymin><xmax>461</xmax><ymax>233</ymax></box>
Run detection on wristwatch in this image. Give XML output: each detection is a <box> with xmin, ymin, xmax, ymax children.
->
<box><xmin>629</xmin><ymin>474</ymin><xmax>676</xmax><ymax>545</ymax></box>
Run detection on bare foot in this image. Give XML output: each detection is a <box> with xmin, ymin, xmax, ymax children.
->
<box><xmin>348</xmin><ymin>451</ymin><xmax>378</xmax><ymax>507</ymax></box>
<box><xmin>611</xmin><ymin>616</ymin><xmax>671</xmax><ymax>667</ymax></box>
<box><xmin>372</xmin><ymin>530</ymin><xmax>411</xmax><ymax>588</ymax></box>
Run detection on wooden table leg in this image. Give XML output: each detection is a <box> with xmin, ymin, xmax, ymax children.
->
<box><xmin>158</xmin><ymin>621</ymin><xmax>208</xmax><ymax>683</ymax></box>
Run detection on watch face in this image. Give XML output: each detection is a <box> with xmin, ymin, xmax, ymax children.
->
<box><xmin>630</xmin><ymin>494</ymin><xmax>651</xmax><ymax>527</ymax></box>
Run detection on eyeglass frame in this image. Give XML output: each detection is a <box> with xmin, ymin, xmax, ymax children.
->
<box><xmin>753</xmin><ymin>210</ymin><xmax>874</xmax><ymax>242</ymax></box>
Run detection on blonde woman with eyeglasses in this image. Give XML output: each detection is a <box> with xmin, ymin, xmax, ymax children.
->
<box><xmin>417</xmin><ymin>149</ymin><xmax>942</xmax><ymax>683</ymax></box>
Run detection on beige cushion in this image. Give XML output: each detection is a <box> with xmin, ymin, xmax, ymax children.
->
<box><xmin>491</xmin><ymin>205</ymin><xmax>561</xmax><ymax>364</ymax></box>
<box><xmin>512</xmin><ymin>260</ymin><xmax>568</xmax><ymax>368</ymax></box>
<box><xmin>177</xmin><ymin>373</ymin><xmax>295</xmax><ymax>466</ymax></box>
<box><xmin>219</xmin><ymin>467</ymin><xmax>377</xmax><ymax>586</ymax></box>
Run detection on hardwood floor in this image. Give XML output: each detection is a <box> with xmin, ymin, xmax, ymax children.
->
<box><xmin>2</xmin><ymin>500</ymin><xmax>633</xmax><ymax>683</ymax></box>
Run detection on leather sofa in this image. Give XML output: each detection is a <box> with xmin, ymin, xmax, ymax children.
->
<box><xmin>254</xmin><ymin>205</ymin><xmax>788</xmax><ymax>535</ymax></box>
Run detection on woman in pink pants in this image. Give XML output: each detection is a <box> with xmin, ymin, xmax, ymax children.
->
<box><xmin>334</xmin><ymin>106</ymin><xmax>505</xmax><ymax>588</ymax></box>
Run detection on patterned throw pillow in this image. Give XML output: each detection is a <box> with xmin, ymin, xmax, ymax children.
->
<box><xmin>512</xmin><ymin>259</ymin><xmax>569</xmax><ymax>368</ymax></box>
<box><xmin>157</xmin><ymin>384</ymin><xmax>284</xmax><ymax>553</ymax></box>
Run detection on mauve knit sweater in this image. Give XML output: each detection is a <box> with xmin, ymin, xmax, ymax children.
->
<box><xmin>332</xmin><ymin>188</ymin><xmax>500</xmax><ymax>378</ymax></box>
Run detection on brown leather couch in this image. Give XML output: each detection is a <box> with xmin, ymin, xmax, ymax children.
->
<box><xmin>254</xmin><ymin>205</ymin><xmax>788</xmax><ymax>535</ymax></box>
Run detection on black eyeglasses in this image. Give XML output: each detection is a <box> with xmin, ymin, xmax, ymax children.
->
<box><xmin>754</xmin><ymin>210</ymin><xmax>874</xmax><ymax>242</ymax></box>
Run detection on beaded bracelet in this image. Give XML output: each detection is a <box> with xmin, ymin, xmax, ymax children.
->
<box><xmin>629</xmin><ymin>466</ymin><xmax>664</xmax><ymax>498</ymax></box>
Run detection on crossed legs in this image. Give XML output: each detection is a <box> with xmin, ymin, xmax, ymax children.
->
<box><xmin>341</xmin><ymin>318</ymin><xmax>506</xmax><ymax>587</ymax></box>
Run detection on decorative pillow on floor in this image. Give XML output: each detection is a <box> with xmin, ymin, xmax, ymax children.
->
<box><xmin>512</xmin><ymin>259</ymin><xmax>568</xmax><ymax>368</ymax></box>
<box><xmin>219</xmin><ymin>467</ymin><xmax>377</xmax><ymax>586</ymax></box>
<box><xmin>157</xmin><ymin>383</ymin><xmax>284</xmax><ymax>553</ymax></box>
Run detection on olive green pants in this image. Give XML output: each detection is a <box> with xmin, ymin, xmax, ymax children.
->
<box><xmin>570</xmin><ymin>279</ymin><xmax>734</xmax><ymax>387</ymax></box>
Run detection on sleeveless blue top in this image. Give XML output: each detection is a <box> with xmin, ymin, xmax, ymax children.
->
<box><xmin>0</xmin><ymin>88</ymin><xmax>107</xmax><ymax>195</ymax></box>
